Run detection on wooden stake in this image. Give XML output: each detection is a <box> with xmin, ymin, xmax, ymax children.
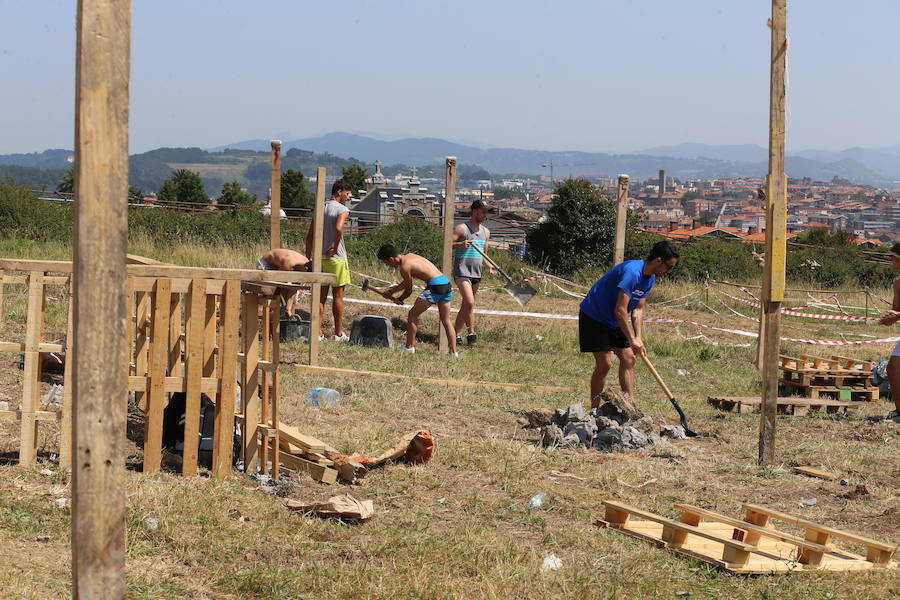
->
<box><xmin>308</xmin><ymin>168</ymin><xmax>326</xmax><ymax>366</ymax></box>
<box><xmin>59</xmin><ymin>284</ymin><xmax>74</xmax><ymax>470</ymax></box>
<box><xmin>71</xmin><ymin>0</ymin><xmax>130</xmax><ymax>595</ymax></box>
<box><xmin>270</xmin><ymin>140</ymin><xmax>282</xmax><ymax>250</ymax></box>
<box><xmin>439</xmin><ymin>157</ymin><xmax>457</xmax><ymax>353</ymax></box>
<box><xmin>614</xmin><ymin>174</ymin><xmax>629</xmax><ymax>265</ymax></box>
<box><xmin>19</xmin><ymin>272</ymin><xmax>44</xmax><ymax>466</ymax></box>
<box><xmin>241</xmin><ymin>292</ymin><xmax>260</xmax><ymax>471</ymax></box>
<box><xmin>759</xmin><ymin>0</ymin><xmax>788</xmax><ymax>466</ymax></box>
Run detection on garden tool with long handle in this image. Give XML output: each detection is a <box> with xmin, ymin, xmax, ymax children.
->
<box><xmin>638</xmin><ymin>353</ymin><xmax>700</xmax><ymax>437</ymax></box>
<box><xmin>466</xmin><ymin>243</ymin><xmax>537</xmax><ymax>306</ymax></box>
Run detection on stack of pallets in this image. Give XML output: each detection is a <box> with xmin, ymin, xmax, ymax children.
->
<box><xmin>779</xmin><ymin>354</ymin><xmax>879</xmax><ymax>402</ymax></box>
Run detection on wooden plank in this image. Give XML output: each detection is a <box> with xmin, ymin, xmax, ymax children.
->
<box><xmin>0</xmin><ymin>274</ymin><xmax>70</xmax><ymax>285</ymax></box>
<box><xmin>0</xmin><ymin>410</ymin><xmax>62</xmax><ymax>421</ymax></box>
<box><xmin>271</xmin><ymin>298</ymin><xmax>281</xmax><ymax>480</ymax></box>
<box><xmin>439</xmin><ymin>157</ymin><xmax>457</xmax><ymax>354</ymax></box>
<box><xmin>71</xmin><ymin>0</ymin><xmax>130</xmax><ymax>594</ymax></box>
<box><xmin>128</xmin><ymin>263</ymin><xmax>336</xmax><ymax>285</ymax></box>
<box><xmin>742</xmin><ymin>504</ymin><xmax>897</xmax><ymax>560</ymax></box>
<box><xmin>674</xmin><ymin>504</ymin><xmax>828</xmax><ymax>565</ymax></box>
<box><xmin>143</xmin><ymin>279</ymin><xmax>171</xmax><ymax>473</ymax></box>
<box><xmin>0</xmin><ymin>341</ymin><xmax>65</xmax><ymax>353</ymax></box>
<box><xmin>270</xmin><ymin>140</ymin><xmax>282</xmax><ymax>249</ymax></box>
<box><xmin>308</xmin><ymin>167</ymin><xmax>326</xmax><ymax>366</ymax></box>
<box><xmin>181</xmin><ymin>279</ymin><xmax>206</xmax><ymax>476</ymax></box>
<box><xmin>792</xmin><ymin>466</ymin><xmax>839</xmax><ymax>481</ymax></box>
<box><xmin>278</xmin><ymin>422</ymin><xmax>327</xmax><ymax>452</ymax></box>
<box><xmin>613</xmin><ymin>174</ymin><xmax>629</xmax><ymax>265</ymax></box>
<box><xmin>133</xmin><ymin>289</ymin><xmax>150</xmax><ymax>410</ymax></box>
<box><xmin>241</xmin><ymin>292</ymin><xmax>261</xmax><ymax>472</ymax></box>
<box><xmin>294</xmin><ymin>363</ymin><xmax>574</xmax><ymax>394</ymax></box>
<box><xmin>19</xmin><ymin>272</ymin><xmax>44</xmax><ymax>466</ymax></box>
<box><xmin>168</xmin><ymin>294</ymin><xmax>182</xmax><ymax>378</ymax></box>
<box><xmin>0</xmin><ymin>259</ymin><xmax>73</xmax><ymax>273</ymax></box>
<box><xmin>59</xmin><ymin>287</ymin><xmax>74</xmax><ymax>470</ymax></box>
<box><xmin>129</xmin><ymin>276</ymin><xmax>226</xmax><ymax>295</ymax></box>
<box><xmin>126</xmin><ymin>375</ymin><xmax>218</xmax><ymax>395</ymax></box>
<box><xmin>212</xmin><ymin>280</ymin><xmax>240</xmax><ymax>479</ymax></box>
<box><xmin>277</xmin><ymin>449</ymin><xmax>338</xmax><ymax>484</ymax></box>
<box><xmin>259</xmin><ymin>298</ymin><xmax>271</xmax><ymax>475</ymax></box>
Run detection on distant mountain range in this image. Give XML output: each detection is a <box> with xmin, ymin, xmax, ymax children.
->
<box><xmin>211</xmin><ymin>133</ymin><xmax>898</xmax><ymax>185</ymax></box>
<box><xmin>4</xmin><ymin>134</ymin><xmax>899</xmax><ymax>188</ymax></box>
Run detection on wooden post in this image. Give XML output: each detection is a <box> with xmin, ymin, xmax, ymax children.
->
<box><xmin>439</xmin><ymin>157</ymin><xmax>457</xmax><ymax>354</ymax></box>
<box><xmin>60</xmin><ymin>283</ymin><xmax>74</xmax><ymax>470</ymax></box>
<box><xmin>259</xmin><ymin>297</ymin><xmax>271</xmax><ymax>474</ymax></box>
<box><xmin>759</xmin><ymin>0</ymin><xmax>788</xmax><ymax>466</ymax></box>
<box><xmin>614</xmin><ymin>174</ymin><xmax>630</xmax><ymax>265</ymax></box>
<box><xmin>71</xmin><ymin>0</ymin><xmax>130</xmax><ymax>595</ymax></box>
<box><xmin>270</xmin><ymin>140</ymin><xmax>282</xmax><ymax>250</ymax></box>
<box><xmin>308</xmin><ymin>168</ymin><xmax>326</xmax><ymax>366</ymax></box>
<box><xmin>143</xmin><ymin>279</ymin><xmax>171</xmax><ymax>473</ymax></box>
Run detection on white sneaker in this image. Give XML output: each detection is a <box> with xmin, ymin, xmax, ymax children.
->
<box><xmin>333</xmin><ymin>333</ymin><xmax>349</xmax><ymax>342</ymax></box>
<box><xmin>317</xmin><ymin>335</ymin><xmax>325</xmax><ymax>342</ymax></box>
<box><xmin>451</xmin><ymin>351</ymin><xmax>459</xmax><ymax>358</ymax></box>
<box><xmin>399</xmin><ymin>345</ymin><xmax>416</xmax><ymax>354</ymax></box>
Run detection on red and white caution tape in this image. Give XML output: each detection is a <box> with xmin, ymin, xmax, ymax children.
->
<box><xmin>524</xmin><ymin>267</ymin><xmax>590</xmax><ymax>290</ymax></box>
<box><xmin>341</xmin><ymin>296</ymin><xmax>898</xmax><ymax>345</ymax></box>
<box><xmin>717</xmin><ymin>289</ymin><xmax>878</xmax><ymax>322</ymax></box>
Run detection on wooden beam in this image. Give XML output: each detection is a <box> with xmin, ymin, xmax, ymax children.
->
<box><xmin>241</xmin><ymin>292</ymin><xmax>260</xmax><ymax>472</ymax></box>
<box><xmin>212</xmin><ymin>279</ymin><xmax>240</xmax><ymax>479</ymax></box>
<box><xmin>71</xmin><ymin>0</ymin><xmax>130</xmax><ymax>595</ymax></box>
<box><xmin>308</xmin><ymin>168</ymin><xmax>326</xmax><ymax>366</ymax></box>
<box><xmin>759</xmin><ymin>0</ymin><xmax>788</xmax><ymax>466</ymax></box>
<box><xmin>439</xmin><ymin>157</ymin><xmax>457</xmax><ymax>354</ymax></box>
<box><xmin>59</xmin><ymin>286</ymin><xmax>74</xmax><ymax>470</ymax></box>
<box><xmin>19</xmin><ymin>272</ymin><xmax>44</xmax><ymax>466</ymax></box>
<box><xmin>143</xmin><ymin>279</ymin><xmax>171</xmax><ymax>474</ymax></box>
<box><xmin>614</xmin><ymin>174</ymin><xmax>629</xmax><ymax>265</ymax></box>
<box><xmin>181</xmin><ymin>279</ymin><xmax>206</xmax><ymax>476</ymax></box>
<box><xmin>270</xmin><ymin>140</ymin><xmax>282</xmax><ymax>250</ymax></box>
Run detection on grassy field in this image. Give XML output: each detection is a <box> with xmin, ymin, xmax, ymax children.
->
<box><xmin>0</xmin><ymin>239</ymin><xmax>897</xmax><ymax>599</ymax></box>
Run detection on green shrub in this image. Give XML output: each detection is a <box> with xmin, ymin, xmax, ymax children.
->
<box><xmin>0</xmin><ymin>183</ymin><xmax>73</xmax><ymax>242</ymax></box>
<box><xmin>347</xmin><ymin>217</ymin><xmax>443</xmax><ymax>265</ymax></box>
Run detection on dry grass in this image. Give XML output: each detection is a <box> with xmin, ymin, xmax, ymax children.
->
<box><xmin>0</xmin><ymin>240</ymin><xmax>897</xmax><ymax>599</ymax></box>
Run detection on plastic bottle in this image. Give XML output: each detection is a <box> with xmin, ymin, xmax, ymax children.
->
<box><xmin>305</xmin><ymin>387</ymin><xmax>341</xmax><ymax>408</ymax></box>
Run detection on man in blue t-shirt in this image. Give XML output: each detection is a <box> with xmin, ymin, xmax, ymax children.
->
<box><xmin>579</xmin><ymin>241</ymin><xmax>679</xmax><ymax>408</ymax></box>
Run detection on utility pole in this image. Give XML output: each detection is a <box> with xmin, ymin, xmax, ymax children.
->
<box><xmin>614</xmin><ymin>174</ymin><xmax>629</xmax><ymax>265</ymax></box>
<box><xmin>270</xmin><ymin>140</ymin><xmax>282</xmax><ymax>249</ymax></box>
<box><xmin>542</xmin><ymin>160</ymin><xmax>554</xmax><ymax>182</ymax></box>
<box><xmin>759</xmin><ymin>0</ymin><xmax>788</xmax><ymax>466</ymax></box>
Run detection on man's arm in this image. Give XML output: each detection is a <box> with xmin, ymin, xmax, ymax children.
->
<box><xmin>389</xmin><ymin>264</ymin><xmax>414</xmax><ymax>301</ymax></box>
<box><xmin>879</xmin><ymin>276</ymin><xmax>900</xmax><ymax>325</ymax></box>
<box><xmin>484</xmin><ymin>227</ymin><xmax>497</xmax><ymax>275</ymax></box>
<box><xmin>326</xmin><ymin>211</ymin><xmax>348</xmax><ymax>257</ymax></box>
<box><xmin>451</xmin><ymin>223</ymin><xmax>469</xmax><ymax>249</ymax></box>
<box><xmin>613</xmin><ymin>289</ymin><xmax>645</xmax><ymax>355</ymax></box>
<box><xmin>631</xmin><ymin>298</ymin><xmax>647</xmax><ymax>345</ymax></box>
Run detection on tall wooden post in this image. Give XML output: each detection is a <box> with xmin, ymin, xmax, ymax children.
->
<box><xmin>614</xmin><ymin>174</ymin><xmax>630</xmax><ymax>265</ymax></box>
<box><xmin>72</xmin><ymin>0</ymin><xmax>130</xmax><ymax>596</ymax></box>
<box><xmin>308</xmin><ymin>168</ymin><xmax>326</xmax><ymax>365</ymax></box>
<box><xmin>759</xmin><ymin>0</ymin><xmax>788</xmax><ymax>466</ymax></box>
<box><xmin>270</xmin><ymin>140</ymin><xmax>282</xmax><ymax>249</ymax></box>
<box><xmin>439</xmin><ymin>157</ymin><xmax>457</xmax><ymax>354</ymax></box>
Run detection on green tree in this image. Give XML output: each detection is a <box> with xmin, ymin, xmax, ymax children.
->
<box><xmin>493</xmin><ymin>186</ymin><xmax>526</xmax><ymax>201</ymax></box>
<box><xmin>525</xmin><ymin>178</ymin><xmax>639</xmax><ymax>274</ymax></box>
<box><xmin>57</xmin><ymin>166</ymin><xmax>74</xmax><ymax>194</ymax></box>
<box><xmin>681</xmin><ymin>189</ymin><xmax>703</xmax><ymax>201</ymax></box>
<box><xmin>128</xmin><ymin>186</ymin><xmax>144</xmax><ymax>202</ymax></box>
<box><xmin>157</xmin><ymin>169</ymin><xmax>208</xmax><ymax>207</ymax></box>
<box><xmin>341</xmin><ymin>163</ymin><xmax>369</xmax><ymax>194</ymax></box>
<box><xmin>217</xmin><ymin>180</ymin><xmax>256</xmax><ymax>206</ymax></box>
<box><xmin>280</xmin><ymin>168</ymin><xmax>314</xmax><ymax>209</ymax></box>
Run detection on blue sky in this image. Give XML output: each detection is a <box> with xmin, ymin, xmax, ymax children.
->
<box><xmin>2</xmin><ymin>0</ymin><xmax>899</xmax><ymax>154</ymax></box>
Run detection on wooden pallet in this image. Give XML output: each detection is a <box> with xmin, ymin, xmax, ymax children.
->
<box><xmin>780</xmin><ymin>369</ymin><xmax>871</xmax><ymax>389</ymax></box>
<box><xmin>780</xmin><ymin>380</ymin><xmax>880</xmax><ymax>402</ymax></box>
<box><xmin>779</xmin><ymin>354</ymin><xmax>873</xmax><ymax>373</ymax></box>
<box><xmin>707</xmin><ymin>396</ymin><xmax>858</xmax><ymax>416</ymax></box>
<box><xmin>595</xmin><ymin>500</ymin><xmax>897</xmax><ymax>574</ymax></box>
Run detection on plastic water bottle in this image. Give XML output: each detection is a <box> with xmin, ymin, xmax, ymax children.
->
<box><xmin>527</xmin><ymin>492</ymin><xmax>548</xmax><ymax>510</ymax></box>
<box><xmin>305</xmin><ymin>387</ymin><xmax>340</xmax><ymax>408</ymax></box>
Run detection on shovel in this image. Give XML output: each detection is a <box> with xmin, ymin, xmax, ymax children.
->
<box><xmin>466</xmin><ymin>243</ymin><xmax>537</xmax><ymax>307</ymax></box>
<box><xmin>638</xmin><ymin>353</ymin><xmax>700</xmax><ymax>437</ymax></box>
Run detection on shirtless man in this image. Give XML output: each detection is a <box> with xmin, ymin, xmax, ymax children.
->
<box><xmin>256</xmin><ymin>248</ymin><xmax>311</xmax><ymax>316</ymax></box>
<box><xmin>879</xmin><ymin>241</ymin><xmax>900</xmax><ymax>422</ymax></box>
<box><xmin>376</xmin><ymin>244</ymin><xmax>458</xmax><ymax>356</ymax></box>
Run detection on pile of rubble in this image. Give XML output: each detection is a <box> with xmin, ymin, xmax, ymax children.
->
<box><xmin>525</xmin><ymin>392</ymin><xmax>687</xmax><ymax>452</ymax></box>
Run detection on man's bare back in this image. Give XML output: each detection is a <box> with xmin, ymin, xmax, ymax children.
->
<box><xmin>261</xmin><ymin>248</ymin><xmax>310</xmax><ymax>271</ymax></box>
<box><xmin>397</xmin><ymin>253</ymin><xmax>442</xmax><ymax>284</ymax></box>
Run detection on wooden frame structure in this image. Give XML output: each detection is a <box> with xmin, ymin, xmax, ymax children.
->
<box><xmin>0</xmin><ymin>259</ymin><xmax>335</xmax><ymax>477</ymax></box>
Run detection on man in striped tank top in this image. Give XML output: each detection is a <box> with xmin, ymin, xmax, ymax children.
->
<box><xmin>452</xmin><ymin>200</ymin><xmax>496</xmax><ymax>347</ymax></box>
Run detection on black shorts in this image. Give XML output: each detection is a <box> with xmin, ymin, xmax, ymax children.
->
<box><xmin>454</xmin><ymin>276</ymin><xmax>481</xmax><ymax>287</ymax></box>
<box><xmin>579</xmin><ymin>310</ymin><xmax>630</xmax><ymax>352</ymax></box>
